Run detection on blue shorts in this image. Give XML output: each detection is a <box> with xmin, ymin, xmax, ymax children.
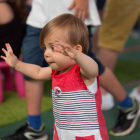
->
<box><xmin>22</xmin><ymin>25</ymin><xmax>48</xmax><ymax>79</ymax></box>
<box><xmin>22</xmin><ymin>25</ymin><xmax>105</xmax><ymax>79</ymax></box>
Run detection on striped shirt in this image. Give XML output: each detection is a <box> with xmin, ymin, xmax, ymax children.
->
<box><xmin>51</xmin><ymin>64</ymin><xmax>109</xmax><ymax>140</ymax></box>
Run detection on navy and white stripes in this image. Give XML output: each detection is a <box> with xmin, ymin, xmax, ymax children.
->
<box><xmin>52</xmin><ymin>90</ymin><xmax>99</xmax><ymax>130</ymax></box>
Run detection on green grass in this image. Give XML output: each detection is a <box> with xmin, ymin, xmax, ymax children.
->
<box><xmin>0</xmin><ymin>81</ymin><xmax>53</xmax><ymax>127</ymax></box>
<box><xmin>118</xmin><ymin>50</ymin><xmax>140</xmax><ymax>63</ymax></box>
<box><xmin>114</xmin><ymin>60</ymin><xmax>140</xmax><ymax>84</ymax></box>
<box><xmin>125</xmin><ymin>34</ymin><xmax>140</xmax><ymax>48</ymax></box>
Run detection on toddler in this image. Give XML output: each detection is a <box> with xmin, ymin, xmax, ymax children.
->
<box><xmin>1</xmin><ymin>14</ymin><xmax>108</xmax><ymax>140</ymax></box>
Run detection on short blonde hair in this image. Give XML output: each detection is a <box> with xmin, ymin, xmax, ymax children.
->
<box><xmin>39</xmin><ymin>14</ymin><xmax>89</xmax><ymax>54</ymax></box>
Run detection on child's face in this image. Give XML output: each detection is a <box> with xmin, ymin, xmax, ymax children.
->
<box><xmin>44</xmin><ymin>29</ymin><xmax>76</xmax><ymax>74</ymax></box>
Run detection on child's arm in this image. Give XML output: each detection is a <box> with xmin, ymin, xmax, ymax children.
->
<box><xmin>74</xmin><ymin>48</ymin><xmax>98</xmax><ymax>79</ymax></box>
<box><xmin>54</xmin><ymin>40</ymin><xmax>98</xmax><ymax>79</ymax></box>
<box><xmin>1</xmin><ymin>44</ymin><xmax>52</xmax><ymax>80</ymax></box>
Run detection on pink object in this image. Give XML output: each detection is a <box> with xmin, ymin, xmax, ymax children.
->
<box><xmin>0</xmin><ymin>60</ymin><xmax>25</xmax><ymax>103</ymax></box>
<box><xmin>3</xmin><ymin>67</ymin><xmax>14</xmax><ymax>92</ymax></box>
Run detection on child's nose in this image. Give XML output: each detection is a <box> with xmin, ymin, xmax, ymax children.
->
<box><xmin>44</xmin><ymin>49</ymin><xmax>50</xmax><ymax>57</ymax></box>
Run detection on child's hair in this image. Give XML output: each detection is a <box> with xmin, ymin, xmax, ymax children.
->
<box><xmin>39</xmin><ymin>13</ymin><xmax>89</xmax><ymax>54</ymax></box>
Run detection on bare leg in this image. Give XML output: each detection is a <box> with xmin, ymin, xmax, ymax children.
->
<box><xmin>99</xmin><ymin>48</ymin><xmax>118</xmax><ymax>71</ymax></box>
<box><xmin>25</xmin><ymin>80</ymin><xmax>43</xmax><ymax>115</ymax></box>
<box><xmin>100</xmin><ymin>67</ymin><xmax>126</xmax><ymax>102</ymax></box>
<box><xmin>100</xmin><ymin>48</ymin><xmax>118</xmax><ymax>99</ymax></box>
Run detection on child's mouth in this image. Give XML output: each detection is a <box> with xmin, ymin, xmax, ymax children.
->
<box><xmin>49</xmin><ymin>62</ymin><xmax>54</xmax><ymax>64</ymax></box>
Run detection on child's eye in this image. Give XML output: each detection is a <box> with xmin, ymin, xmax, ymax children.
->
<box><xmin>51</xmin><ymin>46</ymin><xmax>54</xmax><ymax>51</ymax></box>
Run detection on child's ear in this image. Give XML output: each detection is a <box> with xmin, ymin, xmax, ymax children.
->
<box><xmin>74</xmin><ymin>45</ymin><xmax>82</xmax><ymax>52</ymax></box>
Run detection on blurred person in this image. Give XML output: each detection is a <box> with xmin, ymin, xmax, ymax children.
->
<box><xmin>0</xmin><ymin>0</ymin><xmax>28</xmax><ymax>60</ymax></box>
<box><xmin>97</xmin><ymin>0</ymin><xmax>140</xmax><ymax>110</ymax></box>
<box><xmin>98</xmin><ymin>0</ymin><xmax>140</xmax><ymax>73</ymax></box>
<box><xmin>1</xmin><ymin>0</ymin><xmax>140</xmax><ymax>140</ymax></box>
<box><xmin>91</xmin><ymin>0</ymin><xmax>115</xmax><ymax>111</ymax></box>
<box><xmin>92</xmin><ymin>0</ymin><xmax>140</xmax><ymax>110</ymax></box>
<box><xmin>1</xmin><ymin>14</ymin><xmax>109</xmax><ymax>140</ymax></box>
<box><xmin>97</xmin><ymin>0</ymin><xmax>140</xmax><ymax>135</ymax></box>
<box><xmin>95</xmin><ymin>0</ymin><xmax>115</xmax><ymax>111</ymax></box>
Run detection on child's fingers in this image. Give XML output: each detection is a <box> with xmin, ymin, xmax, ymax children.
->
<box><xmin>5</xmin><ymin>43</ymin><xmax>10</xmax><ymax>51</ymax></box>
<box><xmin>65</xmin><ymin>45</ymin><xmax>71</xmax><ymax>50</ymax></box>
<box><xmin>5</xmin><ymin>43</ymin><xmax>13</xmax><ymax>54</ymax></box>
<box><xmin>5</xmin><ymin>44</ymin><xmax>15</xmax><ymax>58</ymax></box>
<box><xmin>1</xmin><ymin>55</ymin><xmax>6</xmax><ymax>60</ymax></box>
<box><xmin>55</xmin><ymin>40</ymin><xmax>72</xmax><ymax>53</ymax></box>
<box><xmin>55</xmin><ymin>39</ymin><xmax>66</xmax><ymax>48</ymax></box>
<box><xmin>55</xmin><ymin>39</ymin><xmax>74</xmax><ymax>57</ymax></box>
<box><xmin>54</xmin><ymin>47</ymin><xmax>68</xmax><ymax>56</ymax></box>
<box><xmin>64</xmin><ymin>49</ymin><xmax>74</xmax><ymax>58</ymax></box>
<box><xmin>8</xmin><ymin>44</ymin><xmax>13</xmax><ymax>53</ymax></box>
<box><xmin>2</xmin><ymin>48</ymin><xmax>8</xmax><ymax>56</ymax></box>
<box><xmin>54</xmin><ymin>47</ymin><xmax>64</xmax><ymax>53</ymax></box>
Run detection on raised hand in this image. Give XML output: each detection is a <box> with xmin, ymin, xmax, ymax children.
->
<box><xmin>1</xmin><ymin>43</ymin><xmax>19</xmax><ymax>68</ymax></box>
<box><xmin>54</xmin><ymin>39</ymin><xmax>77</xmax><ymax>59</ymax></box>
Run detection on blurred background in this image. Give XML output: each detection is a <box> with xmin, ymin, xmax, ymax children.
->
<box><xmin>0</xmin><ymin>0</ymin><xmax>140</xmax><ymax>140</ymax></box>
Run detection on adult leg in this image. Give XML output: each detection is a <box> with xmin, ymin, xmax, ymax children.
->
<box><xmin>25</xmin><ymin>80</ymin><xmax>43</xmax><ymax>115</ymax></box>
<box><xmin>88</xmin><ymin>26</ymin><xmax>140</xmax><ymax>137</ymax></box>
<box><xmin>98</xmin><ymin>0</ymin><xmax>140</xmax><ymax>71</ymax></box>
<box><xmin>100</xmin><ymin>67</ymin><xmax>126</xmax><ymax>102</ymax></box>
<box><xmin>91</xmin><ymin>0</ymin><xmax>117</xmax><ymax>107</ymax></box>
<box><xmin>98</xmin><ymin>0</ymin><xmax>140</xmax><ymax>136</ymax></box>
<box><xmin>22</xmin><ymin>25</ymin><xmax>47</xmax><ymax>132</ymax></box>
<box><xmin>98</xmin><ymin>0</ymin><xmax>140</xmax><ymax>111</ymax></box>
<box><xmin>100</xmin><ymin>48</ymin><xmax>118</xmax><ymax>71</ymax></box>
<box><xmin>99</xmin><ymin>48</ymin><xmax>118</xmax><ymax>108</ymax></box>
<box><xmin>89</xmin><ymin>26</ymin><xmax>115</xmax><ymax>110</ymax></box>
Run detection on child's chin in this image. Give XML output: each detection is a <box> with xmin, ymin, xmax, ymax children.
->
<box><xmin>50</xmin><ymin>65</ymin><xmax>61</xmax><ymax>71</ymax></box>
